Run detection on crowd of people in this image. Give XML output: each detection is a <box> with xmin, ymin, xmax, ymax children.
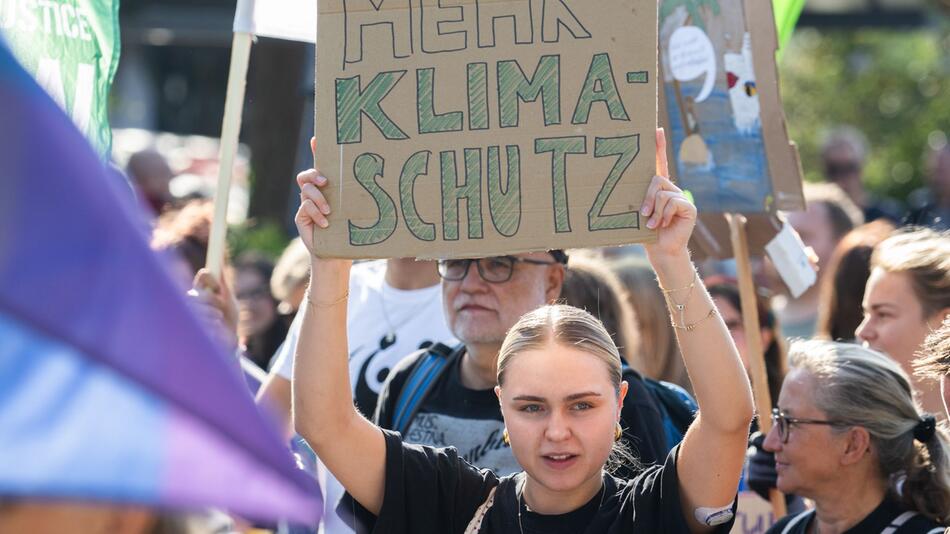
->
<box><xmin>116</xmin><ymin>122</ymin><xmax>950</xmax><ymax>534</ymax></box>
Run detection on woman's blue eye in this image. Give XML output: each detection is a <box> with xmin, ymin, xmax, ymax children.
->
<box><xmin>519</xmin><ymin>404</ymin><xmax>543</xmax><ymax>413</ymax></box>
<box><xmin>572</xmin><ymin>402</ymin><xmax>592</xmax><ymax>411</ymax></box>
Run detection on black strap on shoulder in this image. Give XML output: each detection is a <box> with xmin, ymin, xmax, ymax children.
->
<box><xmin>391</xmin><ymin>342</ymin><xmax>462</xmax><ymax>434</ymax></box>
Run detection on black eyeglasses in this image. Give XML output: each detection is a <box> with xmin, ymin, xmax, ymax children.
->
<box><xmin>771</xmin><ymin>407</ymin><xmax>845</xmax><ymax>444</ymax></box>
<box><xmin>437</xmin><ymin>256</ymin><xmax>558</xmax><ymax>284</ymax></box>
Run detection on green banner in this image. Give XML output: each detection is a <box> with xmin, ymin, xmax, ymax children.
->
<box><xmin>1</xmin><ymin>0</ymin><xmax>120</xmax><ymax>157</ymax></box>
<box><xmin>773</xmin><ymin>0</ymin><xmax>805</xmax><ymax>56</ymax></box>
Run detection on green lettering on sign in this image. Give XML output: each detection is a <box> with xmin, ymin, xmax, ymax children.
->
<box><xmin>467</xmin><ymin>63</ymin><xmax>489</xmax><ymax>130</ymax></box>
<box><xmin>497</xmin><ymin>55</ymin><xmax>561</xmax><ymax>128</ymax></box>
<box><xmin>589</xmin><ymin>135</ymin><xmax>641</xmax><ymax>231</ymax></box>
<box><xmin>399</xmin><ymin>151</ymin><xmax>436</xmax><ymax>241</ymax></box>
<box><xmin>441</xmin><ymin>150</ymin><xmax>484</xmax><ymax>240</ymax></box>
<box><xmin>572</xmin><ymin>53</ymin><xmax>629</xmax><ymax>125</ymax></box>
<box><xmin>349</xmin><ymin>153</ymin><xmax>398</xmax><ymax>245</ymax></box>
<box><xmin>535</xmin><ymin>136</ymin><xmax>587</xmax><ymax>233</ymax></box>
<box><xmin>417</xmin><ymin>68</ymin><xmax>463</xmax><ymax>134</ymax></box>
<box><xmin>487</xmin><ymin>145</ymin><xmax>522</xmax><ymax>237</ymax></box>
<box><xmin>336</xmin><ymin>71</ymin><xmax>410</xmax><ymax>144</ymax></box>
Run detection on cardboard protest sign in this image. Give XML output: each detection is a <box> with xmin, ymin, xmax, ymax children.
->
<box><xmin>691</xmin><ymin>212</ymin><xmax>781</xmax><ymax>259</ymax></box>
<box><xmin>730</xmin><ymin>491</ymin><xmax>777</xmax><ymax>534</ymax></box>
<box><xmin>658</xmin><ymin>0</ymin><xmax>804</xmax><ymax>214</ymax></box>
<box><xmin>0</xmin><ymin>0</ymin><xmax>120</xmax><ymax>157</ymax></box>
<box><xmin>314</xmin><ymin>0</ymin><xmax>656</xmax><ymax>259</ymax></box>
<box><xmin>234</xmin><ymin>0</ymin><xmax>317</xmax><ymax>43</ymax></box>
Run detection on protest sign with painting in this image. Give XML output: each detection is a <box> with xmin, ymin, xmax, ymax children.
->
<box><xmin>659</xmin><ymin>0</ymin><xmax>803</xmax><ymax>215</ymax></box>
<box><xmin>0</xmin><ymin>0</ymin><xmax>120</xmax><ymax>157</ymax></box>
<box><xmin>314</xmin><ymin>0</ymin><xmax>657</xmax><ymax>259</ymax></box>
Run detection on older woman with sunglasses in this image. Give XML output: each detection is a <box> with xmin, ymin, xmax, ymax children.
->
<box><xmin>764</xmin><ymin>340</ymin><xmax>950</xmax><ymax>534</ymax></box>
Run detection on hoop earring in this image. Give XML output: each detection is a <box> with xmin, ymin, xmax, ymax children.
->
<box><xmin>503</xmin><ymin>428</ymin><xmax>510</xmax><ymax>446</ymax></box>
<box><xmin>615</xmin><ymin>423</ymin><xmax>622</xmax><ymax>442</ymax></box>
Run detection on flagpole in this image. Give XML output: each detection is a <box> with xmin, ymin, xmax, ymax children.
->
<box><xmin>206</xmin><ymin>31</ymin><xmax>253</xmax><ymax>277</ymax></box>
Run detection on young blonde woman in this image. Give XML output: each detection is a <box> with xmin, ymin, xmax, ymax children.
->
<box><xmin>856</xmin><ymin>227</ymin><xmax>950</xmax><ymax>415</ymax></box>
<box><xmin>291</xmin><ymin>131</ymin><xmax>754</xmax><ymax>533</ymax></box>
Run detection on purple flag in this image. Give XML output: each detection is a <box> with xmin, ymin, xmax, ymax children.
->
<box><xmin>0</xmin><ymin>42</ymin><xmax>321</xmax><ymax>523</ymax></box>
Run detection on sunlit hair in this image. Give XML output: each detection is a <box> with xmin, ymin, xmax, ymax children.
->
<box><xmin>802</xmin><ymin>182</ymin><xmax>864</xmax><ymax>239</ymax></box>
<box><xmin>915</xmin><ymin>316</ymin><xmax>950</xmax><ymax>381</ymax></box>
<box><xmin>789</xmin><ymin>340</ymin><xmax>950</xmax><ymax>523</ymax></box>
<box><xmin>497</xmin><ymin>305</ymin><xmax>634</xmax><ymax>473</ymax></box>
<box><xmin>150</xmin><ymin>199</ymin><xmax>215</xmax><ymax>276</ymax></box>
<box><xmin>816</xmin><ymin>219</ymin><xmax>895</xmax><ymax>341</ymax></box>
<box><xmin>609</xmin><ymin>257</ymin><xmax>690</xmax><ymax>392</ymax></box>
<box><xmin>872</xmin><ymin>227</ymin><xmax>950</xmax><ymax>318</ymax></box>
<box><xmin>497</xmin><ymin>304</ymin><xmax>622</xmax><ymax>392</ymax></box>
<box><xmin>270</xmin><ymin>237</ymin><xmax>310</xmax><ymax>313</ymax></box>
<box><xmin>558</xmin><ymin>255</ymin><xmax>640</xmax><ymax>367</ymax></box>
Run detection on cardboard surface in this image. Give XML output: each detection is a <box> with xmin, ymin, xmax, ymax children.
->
<box><xmin>730</xmin><ymin>491</ymin><xmax>777</xmax><ymax>534</ymax></box>
<box><xmin>690</xmin><ymin>211</ymin><xmax>783</xmax><ymax>259</ymax></box>
<box><xmin>314</xmin><ymin>0</ymin><xmax>657</xmax><ymax>259</ymax></box>
<box><xmin>659</xmin><ymin>0</ymin><xmax>804</xmax><ymax>215</ymax></box>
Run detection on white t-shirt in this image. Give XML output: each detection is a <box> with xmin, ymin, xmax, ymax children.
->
<box><xmin>270</xmin><ymin>260</ymin><xmax>456</xmax><ymax>533</ymax></box>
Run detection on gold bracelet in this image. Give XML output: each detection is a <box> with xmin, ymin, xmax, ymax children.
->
<box><xmin>662</xmin><ymin>271</ymin><xmax>698</xmax><ymax>328</ymax></box>
<box><xmin>670</xmin><ymin>306</ymin><xmax>718</xmax><ymax>331</ymax></box>
<box><xmin>307</xmin><ymin>290</ymin><xmax>349</xmax><ymax>308</ymax></box>
<box><xmin>658</xmin><ymin>272</ymin><xmax>698</xmax><ymax>295</ymax></box>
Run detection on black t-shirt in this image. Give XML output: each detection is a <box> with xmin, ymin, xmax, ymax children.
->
<box><xmin>374</xmin><ymin>347</ymin><xmax>667</xmax><ymax>475</ymax></box>
<box><xmin>767</xmin><ymin>498</ymin><xmax>945</xmax><ymax>534</ymax></box>
<box><xmin>338</xmin><ymin>429</ymin><xmax>737</xmax><ymax>534</ymax></box>
<box><xmin>375</xmin><ymin>347</ymin><xmax>516</xmax><ymax>474</ymax></box>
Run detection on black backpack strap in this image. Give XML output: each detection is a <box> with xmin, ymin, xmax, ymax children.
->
<box><xmin>391</xmin><ymin>342</ymin><xmax>462</xmax><ymax>434</ymax></box>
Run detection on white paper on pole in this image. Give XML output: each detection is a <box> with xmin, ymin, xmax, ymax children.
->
<box><xmin>233</xmin><ymin>0</ymin><xmax>316</xmax><ymax>44</ymax></box>
<box><xmin>765</xmin><ymin>222</ymin><xmax>817</xmax><ymax>299</ymax></box>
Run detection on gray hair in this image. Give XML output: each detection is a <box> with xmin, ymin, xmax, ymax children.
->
<box><xmin>789</xmin><ymin>340</ymin><xmax>950</xmax><ymax>523</ymax></box>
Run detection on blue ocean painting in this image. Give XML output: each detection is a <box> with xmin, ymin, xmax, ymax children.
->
<box><xmin>665</xmin><ymin>83</ymin><xmax>775</xmax><ymax>214</ymax></box>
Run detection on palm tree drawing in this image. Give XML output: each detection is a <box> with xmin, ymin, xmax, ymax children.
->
<box><xmin>660</xmin><ymin>0</ymin><xmax>721</xmax><ymax>31</ymax></box>
<box><xmin>662</xmin><ymin>0</ymin><xmax>721</xmax><ymax>165</ymax></box>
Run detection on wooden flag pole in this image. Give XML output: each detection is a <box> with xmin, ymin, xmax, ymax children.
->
<box><xmin>205</xmin><ymin>31</ymin><xmax>254</xmax><ymax>278</ymax></box>
<box><xmin>727</xmin><ymin>213</ymin><xmax>787</xmax><ymax>519</ymax></box>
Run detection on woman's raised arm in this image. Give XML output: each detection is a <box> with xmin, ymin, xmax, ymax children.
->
<box><xmin>292</xmin><ymin>142</ymin><xmax>387</xmax><ymax>515</ymax></box>
<box><xmin>642</xmin><ymin>130</ymin><xmax>754</xmax><ymax>533</ymax></box>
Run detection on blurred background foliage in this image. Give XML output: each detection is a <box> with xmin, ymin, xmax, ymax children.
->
<box><xmin>228</xmin><ymin>221</ymin><xmax>290</xmax><ymax>260</ymax></box>
<box><xmin>779</xmin><ymin>23</ymin><xmax>950</xmax><ymax>205</ymax></box>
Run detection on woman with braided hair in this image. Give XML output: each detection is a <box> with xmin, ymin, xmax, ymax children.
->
<box><xmin>765</xmin><ymin>340</ymin><xmax>950</xmax><ymax>534</ymax></box>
